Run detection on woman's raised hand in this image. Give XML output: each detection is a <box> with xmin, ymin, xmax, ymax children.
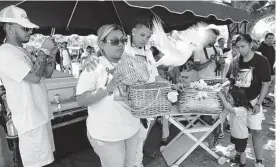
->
<box><xmin>106</xmin><ymin>74</ymin><xmax>127</xmax><ymax>94</ymax></box>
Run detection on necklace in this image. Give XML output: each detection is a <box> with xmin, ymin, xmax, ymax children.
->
<box><xmin>103</xmin><ymin>55</ymin><xmax>119</xmax><ymax>86</ymax></box>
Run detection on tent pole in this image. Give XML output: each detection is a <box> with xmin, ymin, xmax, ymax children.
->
<box><xmin>112</xmin><ymin>0</ymin><xmax>125</xmax><ymax>32</ymax></box>
<box><xmin>15</xmin><ymin>0</ymin><xmax>27</xmax><ymax>6</ymax></box>
<box><xmin>66</xmin><ymin>0</ymin><xmax>79</xmax><ymax>29</ymax></box>
<box><xmin>51</xmin><ymin>28</ymin><xmax>56</xmax><ymax>36</ymax></box>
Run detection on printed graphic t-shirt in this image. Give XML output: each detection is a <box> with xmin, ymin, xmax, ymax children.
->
<box><xmin>227</xmin><ymin>53</ymin><xmax>271</xmax><ymax>101</ymax></box>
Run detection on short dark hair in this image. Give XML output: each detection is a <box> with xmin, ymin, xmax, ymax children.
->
<box><xmin>209</xmin><ymin>28</ymin><xmax>220</xmax><ymax>36</ymax></box>
<box><xmin>218</xmin><ymin>38</ymin><xmax>224</xmax><ymax>42</ymax></box>
<box><xmin>133</xmin><ymin>17</ymin><xmax>153</xmax><ymax>30</ymax></box>
<box><xmin>235</xmin><ymin>34</ymin><xmax>253</xmax><ymax>44</ymax></box>
<box><xmin>86</xmin><ymin>46</ymin><xmax>92</xmax><ymax>49</ymax></box>
<box><xmin>265</xmin><ymin>33</ymin><xmax>275</xmax><ymax>39</ymax></box>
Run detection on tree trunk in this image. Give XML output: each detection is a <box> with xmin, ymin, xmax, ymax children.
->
<box><xmin>230</xmin><ymin>0</ymin><xmax>275</xmax><ymax>33</ymax></box>
<box><xmin>247</xmin><ymin>5</ymin><xmax>275</xmax><ymax>33</ymax></box>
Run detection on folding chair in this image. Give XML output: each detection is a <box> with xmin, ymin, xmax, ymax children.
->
<box><xmin>161</xmin><ymin>106</ymin><xmax>228</xmax><ymax>167</ymax></box>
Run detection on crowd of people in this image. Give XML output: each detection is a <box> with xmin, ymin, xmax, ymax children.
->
<box><xmin>0</xmin><ymin>4</ymin><xmax>274</xmax><ymax>167</ymax></box>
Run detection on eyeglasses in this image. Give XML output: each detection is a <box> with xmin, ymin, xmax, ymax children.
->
<box><xmin>104</xmin><ymin>36</ymin><xmax>128</xmax><ymax>46</ymax></box>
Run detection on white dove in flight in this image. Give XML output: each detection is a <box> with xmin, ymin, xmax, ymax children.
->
<box><xmin>151</xmin><ymin>18</ymin><xmax>217</xmax><ymax>67</ymax></box>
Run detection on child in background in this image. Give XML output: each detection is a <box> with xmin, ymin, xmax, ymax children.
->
<box><xmin>218</xmin><ymin>88</ymin><xmax>250</xmax><ymax>167</ymax></box>
<box><xmin>179</xmin><ymin>60</ymin><xmax>200</xmax><ymax>85</ymax></box>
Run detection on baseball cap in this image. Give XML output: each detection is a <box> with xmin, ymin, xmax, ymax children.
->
<box><xmin>0</xmin><ymin>5</ymin><xmax>39</xmax><ymax>29</ymax></box>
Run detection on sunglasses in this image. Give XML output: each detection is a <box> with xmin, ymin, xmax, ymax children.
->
<box><xmin>104</xmin><ymin>36</ymin><xmax>128</xmax><ymax>46</ymax></box>
<box><xmin>12</xmin><ymin>23</ymin><xmax>33</xmax><ymax>33</ymax></box>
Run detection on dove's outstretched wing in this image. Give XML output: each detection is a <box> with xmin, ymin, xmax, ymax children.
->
<box><xmin>151</xmin><ymin>19</ymin><xmax>217</xmax><ymax>67</ymax></box>
<box><xmin>179</xmin><ymin>23</ymin><xmax>218</xmax><ymax>49</ymax></box>
<box><xmin>151</xmin><ymin>18</ymin><xmax>193</xmax><ymax>67</ymax></box>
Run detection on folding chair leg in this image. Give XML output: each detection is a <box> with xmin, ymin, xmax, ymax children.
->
<box><xmin>174</xmin><ymin>125</ymin><xmax>219</xmax><ymax>165</ymax></box>
<box><xmin>185</xmin><ymin>116</ymin><xmax>200</xmax><ymax>128</ymax></box>
<box><xmin>168</xmin><ymin>112</ymin><xmax>228</xmax><ymax>165</ymax></box>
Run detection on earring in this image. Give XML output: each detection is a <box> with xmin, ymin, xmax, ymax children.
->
<box><xmin>9</xmin><ymin>31</ymin><xmax>12</xmax><ymax>34</ymax></box>
<box><xmin>132</xmin><ymin>33</ymin><xmax>135</xmax><ymax>36</ymax></box>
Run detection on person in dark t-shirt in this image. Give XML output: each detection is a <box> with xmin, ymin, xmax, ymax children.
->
<box><xmin>258</xmin><ymin>33</ymin><xmax>275</xmax><ymax>75</ymax></box>
<box><xmin>226</xmin><ymin>34</ymin><xmax>271</xmax><ymax>167</ymax></box>
<box><xmin>258</xmin><ymin>33</ymin><xmax>275</xmax><ymax>103</ymax></box>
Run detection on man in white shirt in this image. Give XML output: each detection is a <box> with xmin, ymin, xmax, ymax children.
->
<box><xmin>0</xmin><ymin>5</ymin><xmax>58</xmax><ymax>167</ymax></box>
<box><xmin>194</xmin><ymin>28</ymin><xmax>224</xmax><ymax>79</ymax></box>
<box><xmin>60</xmin><ymin>41</ymin><xmax>72</xmax><ymax>74</ymax></box>
<box><xmin>193</xmin><ymin>28</ymin><xmax>225</xmax><ymax>143</ymax></box>
<box><xmin>80</xmin><ymin>46</ymin><xmax>95</xmax><ymax>63</ymax></box>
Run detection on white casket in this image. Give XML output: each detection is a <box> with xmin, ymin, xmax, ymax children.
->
<box><xmin>43</xmin><ymin>70</ymin><xmax>80</xmax><ymax>113</ymax></box>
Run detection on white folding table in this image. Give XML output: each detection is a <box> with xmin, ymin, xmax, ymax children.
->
<box><xmin>161</xmin><ymin>106</ymin><xmax>228</xmax><ymax>167</ymax></box>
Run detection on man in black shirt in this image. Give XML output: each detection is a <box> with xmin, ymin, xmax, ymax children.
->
<box><xmin>226</xmin><ymin>34</ymin><xmax>271</xmax><ymax>167</ymax></box>
<box><xmin>258</xmin><ymin>33</ymin><xmax>275</xmax><ymax>103</ymax></box>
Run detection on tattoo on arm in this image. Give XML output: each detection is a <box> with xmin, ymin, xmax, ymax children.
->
<box><xmin>47</xmin><ymin>56</ymin><xmax>56</xmax><ymax>67</ymax></box>
<box><xmin>30</xmin><ymin>51</ymin><xmax>47</xmax><ymax>77</ymax></box>
<box><xmin>43</xmin><ymin>55</ymin><xmax>56</xmax><ymax>78</ymax></box>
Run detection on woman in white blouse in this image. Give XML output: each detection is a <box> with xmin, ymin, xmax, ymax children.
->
<box><xmin>76</xmin><ymin>24</ymin><xmax>140</xmax><ymax>167</ymax></box>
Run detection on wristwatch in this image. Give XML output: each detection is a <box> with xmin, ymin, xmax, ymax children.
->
<box><xmin>40</xmin><ymin>48</ymin><xmax>51</xmax><ymax>56</ymax></box>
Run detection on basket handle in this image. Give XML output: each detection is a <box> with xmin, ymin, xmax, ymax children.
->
<box><xmin>127</xmin><ymin>88</ymin><xmax>161</xmax><ymax>112</ymax></box>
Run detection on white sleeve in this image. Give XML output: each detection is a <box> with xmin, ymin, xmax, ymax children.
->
<box><xmin>0</xmin><ymin>51</ymin><xmax>31</xmax><ymax>83</ymax></box>
<box><xmin>76</xmin><ymin>70</ymin><xmax>97</xmax><ymax>95</ymax></box>
<box><xmin>234</xmin><ymin>107</ymin><xmax>248</xmax><ymax>117</ymax></box>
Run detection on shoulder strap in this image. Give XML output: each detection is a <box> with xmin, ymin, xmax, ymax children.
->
<box><xmin>203</xmin><ymin>48</ymin><xmax>209</xmax><ymax>60</ymax></box>
<box><xmin>213</xmin><ymin>46</ymin><xmax>218</xmax><ymax>55</ymax></box>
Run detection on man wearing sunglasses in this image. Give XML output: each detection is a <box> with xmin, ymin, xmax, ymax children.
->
<box><xmin>0</xmin><ymin>5</ymin><xmax>58</xmax><ymax>167</ymax></box>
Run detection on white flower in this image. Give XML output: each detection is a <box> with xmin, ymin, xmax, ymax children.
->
<box><xmin>168</xmin><ymin>91</ymin><xmax>179</xmax><ymax>103</ymax></box>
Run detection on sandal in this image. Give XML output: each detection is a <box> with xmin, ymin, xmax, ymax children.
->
<box><xmin>230</xmin><ymin>155</ymin><xmax>240</xmax><ymax>164</ymax></box>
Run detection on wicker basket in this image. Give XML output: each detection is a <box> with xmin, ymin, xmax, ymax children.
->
<box><xmin>204</xmin><ymin>78</ymin><xmax>223</xmax><ymax>85</ymax></box>
<box><xmin>116</xmin><ymin>54</ymin><xmax>150</xmax><ymax>85</ymax></box>
<box><xmin>178</xmin><ymin>88</ymin><xmax>223</xmax><ymax>114</ymax></box>
<box><xmin>128</xmin><ymin>82</ymin><xmax>172</xmax><ymax>118</ymax></box>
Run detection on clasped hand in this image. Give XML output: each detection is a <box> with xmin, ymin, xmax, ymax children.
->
<box><xmin>106</xmin><ymin>74</ymin><xmax>127</xmax><ymax>94</ymax></box>
<box><xmin>252</xmin><ymin>104</ymin><xmax>261</xmax><ymax>115</ymax></box>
